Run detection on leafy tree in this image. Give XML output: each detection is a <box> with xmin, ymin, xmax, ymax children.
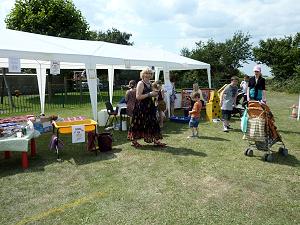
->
<box><xmin>89</xmin><ymin>28</ymin><xmax>133</xmax><ymax>45</ymax></box>
<box><xmin>5</xmin><ymin>0</ymin><xmax>90</xmax><ymax>39</ymax></box>
<box><xmin>182</xmin><ymin>32</ymin><xmax>252</xmax><ymax>80</ymax></box>
<box><xmin>180</xmin><ymin>31</ymin><xmax>252</xmax><ymax>87</ymax></box>
<box><xmin>253</xmin><ymin>33</ymin><xmax>300</xmax><ymax>81</ymax></box>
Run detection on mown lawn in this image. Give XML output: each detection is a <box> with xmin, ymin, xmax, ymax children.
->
<box><xmin>0</xmin><ymin>91</ymin><xmax>299</xmax><ymax>225</ymax></box>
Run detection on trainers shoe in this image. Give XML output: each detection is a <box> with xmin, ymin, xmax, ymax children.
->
<box><xmin>227</xmin><ymin>126</ymin><xmax>233</xmax><ymax>130</ymax></box>
<box><xmin>223</xmin><ymin>127</ymin><xmax>229</xmax><ymax>132</ymax></box>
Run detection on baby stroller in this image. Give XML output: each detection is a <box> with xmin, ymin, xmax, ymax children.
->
<box><xmin>244</xmin><ymin>101</ymin><xmax>288</xmax><ymax>162</ymax></box>
<box><xmin>231</xmin><ymin>89</ymin><xmax>245</xmax><ymax>117</ymax></box>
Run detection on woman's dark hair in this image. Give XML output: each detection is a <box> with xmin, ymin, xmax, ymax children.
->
<box><xmin>128</xmin><ymin>80</ymin><xmax>136</xmax><ymax>88</ymax></box>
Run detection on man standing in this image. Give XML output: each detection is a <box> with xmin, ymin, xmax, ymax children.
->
<box><xmin>220</xmin><ymin>76</ymin><xmax>239</xmax><ymax>132</ymax></box>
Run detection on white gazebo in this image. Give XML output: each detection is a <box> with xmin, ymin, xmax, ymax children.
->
<box><xmin>0</xmin><ymin>29</ymin><xmax>211</xmax><ymax>120</ymax></box>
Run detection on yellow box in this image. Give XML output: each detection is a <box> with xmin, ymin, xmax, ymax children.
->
<box><xmin>53</xmin><ymin>119</ymin><xmax>97</xmax><ymax>134</ymax></box>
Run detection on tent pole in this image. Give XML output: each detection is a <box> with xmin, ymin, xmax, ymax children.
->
<box><xmin>297</xmin><ymin>93</ymin><xmax>300</xmax><ymax>121</ymax></box>
<box><xmin>85</xmin><ymin>63</ymin><xmax>98</xmax><ymax>122</ymax></box>
<box><xmin>108</xmin><ymin>66</ymin><xmax>114</xmax><ymax>103</ymax></box>
<box><xmin>155</xmin><ymin>68</ymin><xmax>160</xmax><ymax>81</ymax></box>
<box><xmin>36</xmin><ymin>64</ymin><xmax>46</xmax><ymax>115</ymax></box>
<box><xmin>207</xmin><ymin>67</ymin><xmax>211</xmax><ymax>89</ymax></box>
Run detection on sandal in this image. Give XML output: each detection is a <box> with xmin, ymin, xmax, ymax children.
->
<box><xmin>154</xmin><ymin>140</ymin><xmax>167</xmax><ymax>147</ymax></box>
<box><xmin>131</xmin><ymin>141</ymin><xmax>143</xmax><ymax>148</ymax></box>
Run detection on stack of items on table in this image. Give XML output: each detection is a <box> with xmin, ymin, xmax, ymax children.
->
<box><xmin>34</xmin><ymin>115</ymin><xmax>87</xmax><ymax>133</ymax></box>
<box><xmin>0</xmin><ymin>115</ymin><xmax>35</xmax><ymax>138</ymax></box>
<box><xmin>33</xmin><ymin>115</ymin><xmax>54</xmax><ymax>133</ymax></box>
<box><xmin>62</xmin><ymin>116</ymin><xmax>86</xmax><ymax>121</ymax></box>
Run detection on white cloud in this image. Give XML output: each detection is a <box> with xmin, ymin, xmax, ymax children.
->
<box><xmin>0</xmin><ymin>0</ymin><xmax>15</xmax><ymax>29</ymax></box>
<box><xmin>1</xmin><ymin>0</ymin><xmax>299</xmax><ymax>75</ymax></box>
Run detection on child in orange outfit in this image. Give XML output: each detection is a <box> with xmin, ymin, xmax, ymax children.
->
<box><xmin>188</xmin><ymin>92</ymin><xmax>202</xmax><ymax>138</ymax></box>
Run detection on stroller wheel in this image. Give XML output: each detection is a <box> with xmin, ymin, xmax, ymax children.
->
<box><xmin>247</xmin><ymin>149</ymin><xmax>253</xmax><ymax>157</ymax></box>
<box><xmin>279</xmin><ymin>147</ymin><xmax>288</xmax><ymax>157</ymax></box>
<box><xmin>244</xmin><ymin>148</ymin><xmax>253</xmax><ymax>156</ymax></box>
<box><xmin>263</xmin><ymin>153</ymin><xmax>274</xmax><ymax>162</ymax></box>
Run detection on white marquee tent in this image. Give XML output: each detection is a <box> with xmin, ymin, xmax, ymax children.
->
<box><xmin>0</xmin><ymin>29</ymin><xmax>211</xmax><ymax>121</ymax></box>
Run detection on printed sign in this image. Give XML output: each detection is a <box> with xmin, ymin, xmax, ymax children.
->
<box><xmin>8</xmin><ymin>57</ymin><xmax>21</xmax><ymax>73</ymax></box>
<box><xmin>50</xmin><ymin>60</ymin><xmax>60</xmax><ymax>75</ymax></box>
<box><xmin>72</xmin><ymin>125</ymin><xmax>85</xmax><ymax>143</ymax></box>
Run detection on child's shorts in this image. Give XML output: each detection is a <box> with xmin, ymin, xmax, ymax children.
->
<box><xmin>222</xmin><ymin>110</ymin><xmax>232</xmax><ymax>120</ymax></box>
<box><xmin>189</xmin><ymin>117</ymin><xmax>199</xmax><ymax>128</ymax></box>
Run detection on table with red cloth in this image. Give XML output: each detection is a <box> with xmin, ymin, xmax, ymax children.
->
<box><xmin>0</xmin><ymin>129</ymin><xmax>40</xmax><ymax>169</ymax></box>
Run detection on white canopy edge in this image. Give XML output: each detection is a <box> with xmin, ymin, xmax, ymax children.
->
<box><xmin>0</xmin><ymin>29</ymin><xmax>211</xmax><ymax>120</ymax></box>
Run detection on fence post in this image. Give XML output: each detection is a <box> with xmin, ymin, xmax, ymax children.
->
<box><xmin>64</xmin><ymin>75</ymin><xmax>67</xmax><ymax>106</ymax></box>
<box><xmin>1</xmin><ymin>72</ymin><xmax>4</xmax><ymax>104</ymax></box>
<box><xmin>62</xmin><ymin>90</ymin><xmax>64</xmax><ymax>108</ymax></box>
<box><xmin>79</xmin><ymin>75</ymin><xmax>83</xmax><ymax>104</ymax></box>
<box><xmin>2</xmin><ymin>68</ymin><xmax>15</xmax><ymax>109</ymax></box>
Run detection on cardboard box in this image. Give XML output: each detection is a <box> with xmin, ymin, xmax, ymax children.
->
<box><xmin>34</xmin><ymin>122</ymin><xmax>52</xmax><ymax>133</ymax></box>
<box><xmin>40</xmin><ymin>116</ymin><xmax>51</xmax><ymax>123</ymax></box>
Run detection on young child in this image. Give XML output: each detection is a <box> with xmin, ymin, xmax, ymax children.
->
<box><xmin>240</xmin><ymin>75</ymin><xmax>249</xmax><ymax>103</ymax></box>
<box><xmin>152</xmin><ymin>81</ymin><xmax>166</xmax><ymax>128</ymax></box>
<box><xmin>188</xmin><ymin>92</ymin><xmax>202</xmax><ymax>138</ymax></box>
<box><xmin>220</xmin><ymin>76</ymin><xmax>239</xmax><ymax>132</ymax></box>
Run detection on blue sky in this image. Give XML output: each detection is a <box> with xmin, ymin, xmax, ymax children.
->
<box><xmin>1</xmin><ymin>0</ymin><xmax>300</xmax><ymax>75</ymax></box>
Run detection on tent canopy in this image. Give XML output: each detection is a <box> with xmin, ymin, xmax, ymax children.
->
<box><xmin>0</xmin><ymin>29</ymin><xmax>210</xmax><ymax>70</ymax></box>
<box><xmin>0</xmin><ymin>29</ymin><xmax>211</xmax><ymax>120</ymax></box>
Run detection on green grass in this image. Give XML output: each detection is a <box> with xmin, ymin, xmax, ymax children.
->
<box><xmin>0</xmin><ymin>91</ymin><xmax>299</xmax><ymax>225</ymax></box>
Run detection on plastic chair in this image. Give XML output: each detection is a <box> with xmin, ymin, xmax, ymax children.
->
<box><xmin>105</xmin><ymin>101</ymin><xmax>119</xmax><ymax>127</ymax></box>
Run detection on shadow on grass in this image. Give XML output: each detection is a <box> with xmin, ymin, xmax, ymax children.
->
<box><xmin>271</xmin><ymin>152</ymin><xmax>300</xmax><ymax>167</ymax></box>
<box><xmin>0</xmin><ymin>133</ymin><xmax>124</xmax><ymax>178</ymax></box>
<box><xmin>278</xmin><ymin>129</ymin><xmax>300</xmax><ymax>135</ymax></box>
<box><xmin>64</xmin><ymin>147</ymin><xmax>123</xmax><ymax>166</ymax></box>
<box><xmin>198</xmin><ymin>135</ymin><xmax>230</xmax><ymax>142</ymax></box>
<box><xmin>249</xmin><ymin>149</ymin><xmax>300</xmax><ymax>167</ymax></box>
<box><xmin>138</xmin><ymin>145</ymin><xmax>207</xmax><ymax>157</ymax></box>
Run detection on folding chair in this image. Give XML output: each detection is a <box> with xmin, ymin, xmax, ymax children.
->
<box><xmin>105</xmin><ymin>101</ymin><xmax>119</xmax><ymax>127</ymax></box>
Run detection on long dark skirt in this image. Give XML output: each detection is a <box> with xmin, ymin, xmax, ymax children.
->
<box><xmin>128</xmin><ymin>97</ymin><xmax>162</xmax><ymax>143</ymax></box>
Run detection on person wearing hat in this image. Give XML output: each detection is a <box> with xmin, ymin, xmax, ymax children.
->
<box><xmin>247</xmin><ymin>65</ymin><xmax>266</xmax><ymax>102</ymax></box>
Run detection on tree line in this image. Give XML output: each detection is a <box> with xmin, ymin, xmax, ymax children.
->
<box><xmin>4</xmin><ymin>0</ymin><xmax>300</xmax><ymax>93</ymax></box>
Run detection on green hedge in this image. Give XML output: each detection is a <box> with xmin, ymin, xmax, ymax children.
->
<box><xmin>266</xmin><ymin>76</ymin><xmax>300</xmax><ymax>93</ymax></box>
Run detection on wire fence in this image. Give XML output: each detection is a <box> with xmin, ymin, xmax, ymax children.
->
<box><xmin>0</xmin><ymin>76</ymin><xmax>227</xmax><ymax>116</ymax></box>
<box><xmin>0</xmin><ymin>87</ymin><xmax>126</xmax><ymax>115</ymax></box>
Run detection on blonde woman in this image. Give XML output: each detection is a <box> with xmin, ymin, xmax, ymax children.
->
<box><xmin>128</xmin><ymin>68</ymin><xmax>166</xmax><ymax>148</ymax></box>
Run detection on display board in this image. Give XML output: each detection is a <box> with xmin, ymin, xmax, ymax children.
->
<box><xmin>181</xmin><ymin>88</ymin><xmax>214</xmax><ymax>108</ymax></box>
<box><xmin>181</xmin><ymin>88</ymin><xmax>193</xmax><ymax>108</ymax></box>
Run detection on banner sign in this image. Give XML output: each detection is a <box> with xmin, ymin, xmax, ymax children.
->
<box><xmin>72</xmin><ymin>125</ymin><xmax>85</xmax><ymax>143</ymax></box>
<box><xmin>50</xmin><ymin>60</ymin><xmax>60</xmax><ymax>75</ymax></box>
<box><xmin>8</xmin><ymin>57</ymin><xmax>21</xmax><ymax>73</ymax></box>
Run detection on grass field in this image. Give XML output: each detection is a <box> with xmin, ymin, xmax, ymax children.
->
<box><xmin>0</xmin><ymin>91</ymin><xmax>299</xmax><ymax>225</ymax></box>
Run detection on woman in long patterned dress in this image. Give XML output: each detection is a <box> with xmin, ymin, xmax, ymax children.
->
<box><xmin>128</xmin><ymin>68</ymin><xmax>166</xmax><ymax>148</ymax></box>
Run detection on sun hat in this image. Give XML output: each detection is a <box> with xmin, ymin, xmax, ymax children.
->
<box><xmin>253</xmin><ymin>65</ymin><xmax>261</xmax><ymax>72</ymax></box>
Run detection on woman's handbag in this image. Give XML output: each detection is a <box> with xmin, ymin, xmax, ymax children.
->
<box><xmin>241</xmin><ymin>108</ymin><xmax>248</xmax><ymax>133</ymax></box>
<box><xmin>247</xmin><ymin>117</ymin><xmax>265</xmax><ymax>141</ymax></box>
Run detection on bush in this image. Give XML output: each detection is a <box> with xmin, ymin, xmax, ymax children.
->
<box><xmin>266</xmin><ymin>76</ymin><xmax>300</xmax><ymax>93</ymax></box>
